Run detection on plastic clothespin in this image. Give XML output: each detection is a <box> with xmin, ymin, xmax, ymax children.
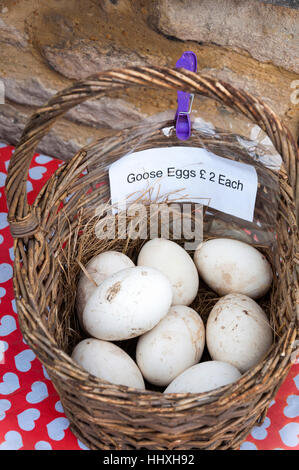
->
<box><xmin>175</xmin><ymin>51</ymin><xmax>197</xmax><ymax>141</ymax></box>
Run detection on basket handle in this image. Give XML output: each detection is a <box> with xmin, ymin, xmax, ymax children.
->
<box><xmin>6</xmin><ymin>66</ymin><xmax>298</xmax><ymax>238</ymax></box>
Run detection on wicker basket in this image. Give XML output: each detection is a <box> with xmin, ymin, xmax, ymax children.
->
<box><xmin>6</xmin><ymin>67</ymin><xmax>299</xmax><ymax>450</ymax></box>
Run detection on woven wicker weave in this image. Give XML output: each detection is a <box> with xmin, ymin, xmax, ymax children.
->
<box><xmin>5</xmin><ymin>67</ymin><xmax>299</xmax><ymax>450</ymax></box>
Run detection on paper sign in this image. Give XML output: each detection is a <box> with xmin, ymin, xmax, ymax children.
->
<box><xmin>109</xmin><ymin>147</ymin><xmax>258</xmax><ymax>222</ymax></box>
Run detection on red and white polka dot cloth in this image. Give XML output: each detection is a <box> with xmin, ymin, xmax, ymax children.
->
<box><xmin>0</xmin><ymin>144</ymin><xmax>298</xmax><ymax>450</ymax></box>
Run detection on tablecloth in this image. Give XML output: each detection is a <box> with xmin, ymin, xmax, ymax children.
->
<box><xmin>0</xmin><ymin>143</ymin><xmax>298</xmax><ymax>450</ymax></box>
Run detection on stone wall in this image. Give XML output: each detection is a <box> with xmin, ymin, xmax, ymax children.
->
<box><xmin>0</xmin><ymin>0</ymin><xmax>298</xmax><ymax>162</ymax></box>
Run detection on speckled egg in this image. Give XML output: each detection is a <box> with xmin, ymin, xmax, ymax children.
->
<box><xmin>206</xmin><ymin>293</ymin><xmax>273</xmax><ymax>372</ymax></box>
<box><xmin>72</xmin><ymin>338</ymin><xmax>145</xmax><ymax>389</ymax></box>
<box><xmin>82</xmin><ymin>266</ymin><xmax>173</xmax><ymax>341</ymax></box>
<box><xmin>136</xmin><ymin>305</ymin><xmax>205</xmax><ymax>386</ymax></box>
<box><xmin>164</xmin><ymin>361</ymin><xmax>241</xmax><ymax>394</ymax></box>
<box><xmin>76</xmin><ymin>251</ymin><xmax>134</xmax><ymax>326</ymax></box>
<box><xmin>194</xmin><ymin>238</ymin><xmax>273</xmax><ymax>299</ymax></box>
<box><xmin>137</xmin><ymin>238</ymin><xmax>199</xmax><ymax>306</ymax></box>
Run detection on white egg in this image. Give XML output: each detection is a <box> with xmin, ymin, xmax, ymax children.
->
<box><xmin>137</xmin><ymin>238</ymin><xmax>199</xmax><ymax>306</ymax></box>
<box><xmin>194</xmin><ymin>238</ymin><xmax>273</xmax><ymax>299</ymax></box>
<box><xmin>206</xmin><ymin>294</ymin><xmax>273</xmax><ymax>372</ymax></box>
<box><xmin>71</xmin><ymin>338</ymin><xmax>145</xmax><ymax>389</ymax></box>
<box><xmin>136</xmin><ymin>305</ymin><xmax>205</xmax><ymax>386</ymax></box>
<box><xmin>164</xmin><ymin>361</ymin><xmax>241</xmax><ymax>394</ymax></box>
<box><xmin>76</xmin><ymin>251</ymin><xmax>134</xmax><ymax>325</ymax></box>
<box><xmin>82</xmin><ymin>266</ymin><xmax>173</xmax><ymax>341</ymax></box>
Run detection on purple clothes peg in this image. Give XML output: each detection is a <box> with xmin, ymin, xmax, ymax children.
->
<box><xmin>175</xmin><ymin>51</ymin><xmax>197</xmax><ymax>141</ymax></box>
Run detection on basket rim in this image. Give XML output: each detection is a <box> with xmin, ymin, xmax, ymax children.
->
<box><xmin>5</xmin><ymin>65</ymin><xmax>299</xmax><ymax>239</ymax></box>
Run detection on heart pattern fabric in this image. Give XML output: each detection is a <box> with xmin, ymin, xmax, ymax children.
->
<box><xmin>0</xmin><ymin>316</ymin><xmax>17</xmax><ymax>337</ymax></box>
<box><xmin>14</xmin><ymin>350</ymin><xmax>36</xmax><ymax>373</ymax></box>
<box><xmin>0</xmin><ymin>430</ymin><xmax>23</xmax><ymax>450</ymax></box>
<box><xmin>0</xmin><ymin>145</ymin><xmax>298</xmax><ymax>450</ymax></box>
<box><xmin>26</xmin><ymin>382</ymin><xmax>49</xmax><ymax>404</ymax></box>
<box><xmin>0</xmin><ymin>399</ymin><xmax>11</xmax><ymax>421</ymax></box>
<box><xmin>17</xmin><ymin>408</ymin><xmax>40</xmax><ymax>431</ymax></box>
